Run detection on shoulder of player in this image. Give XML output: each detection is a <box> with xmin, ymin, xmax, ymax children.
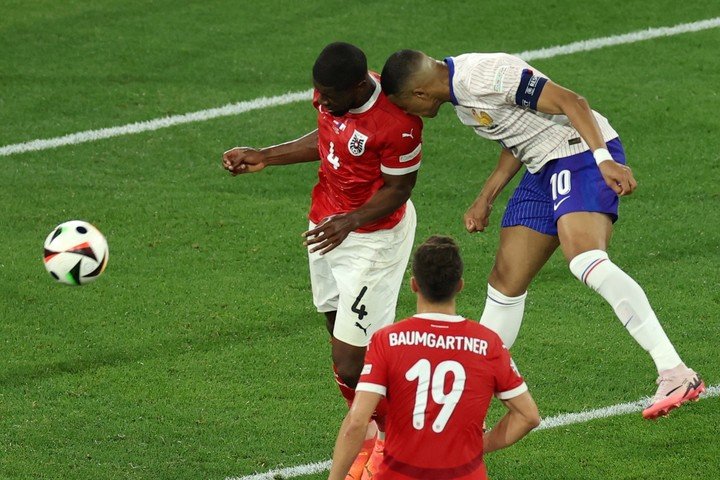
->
<box><xmin>457</xmin><ymin>52</ymin><xmax>524</xmax><ymax>69</ymax></box>
<box><xmin>454</xmin><ymin>52</ymin><xmax>527</xmax><ymax>90</ymax></box>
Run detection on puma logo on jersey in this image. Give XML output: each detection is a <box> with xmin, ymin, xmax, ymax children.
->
<box><xmin>355</xmin><ymin>322</ymin><xmax>371</xmax><ymax>335</ymax></box>
<box><xmin>402</xmin><ymin>129</ymin><xmax>414</xmax><ymax>139</ymax></box>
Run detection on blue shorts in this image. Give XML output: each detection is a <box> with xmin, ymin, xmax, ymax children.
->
<box><xmin>501</xmin><ymin>138</ymin><xmax>626</xmax><ymax>236</ymax></box>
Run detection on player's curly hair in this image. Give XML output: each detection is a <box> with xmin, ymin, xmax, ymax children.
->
<box><xmin>412</xmin><ymin>235</ymin><xmax>463</xmax><ymax>303</ymax></box>
<box><xmin>313</xmin><ymin>42</ymin><xmax>367</xmax><ymax>91</ymax></box>
<box><xmin>381</xmin><ymin>49</ymin><xmax>424</xmax><ymax>96</ymax></box>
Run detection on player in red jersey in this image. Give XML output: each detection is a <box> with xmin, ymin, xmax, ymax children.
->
<box><xmin>328</xmin><ymin>236</ymin><xmax>540</xmax><ymax>480</ymax></box>
<box><xmin>223</xmin><ymin>42</ymin><xmax>423</xmax><ymax>478</ymax></box>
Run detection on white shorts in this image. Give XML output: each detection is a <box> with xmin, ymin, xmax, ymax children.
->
<box><xmin>308</xmin><ymin>201</ymin><xmax>417</xmax><ymax>347</ymax></box>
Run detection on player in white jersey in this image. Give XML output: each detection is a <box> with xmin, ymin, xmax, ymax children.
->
<box><xmin>379</xmin><ymin>50</ymin><xmax>704</xmax><ymax>419</ymax></box>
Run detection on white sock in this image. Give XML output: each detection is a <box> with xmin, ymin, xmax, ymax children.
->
<box><xmin>569</xmin><ymin>249</ymin><xmax>682</xmax><ymax>373</ymax></box>
<box><xmin>479</xmin><ymin>284</ymin><xmax>527</xmax><ymax>348</ymax></box>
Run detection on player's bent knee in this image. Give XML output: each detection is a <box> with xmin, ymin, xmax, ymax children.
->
<box><xmin>331</xmin><ymin>341</ymin><xmax>366</xmax><ymax>389</ymax></box>
<box><xmin>324</xmin><ymin>311</ymin><xmax>337</xmax><ymax>336</ymax></box>
<box><xmin>488</xmin><ymin>267</ymin><xmax>529</xmax><ymax>297</ymax></box>
<box><xmin>568</xmin><ymin>249</ymin><xmax>609</xmax><ymax>284</ymax></box>
<box><xmin>334</xmin><ymin>360</ymin><xmax>363</xmax><ymax>389</ymax></box>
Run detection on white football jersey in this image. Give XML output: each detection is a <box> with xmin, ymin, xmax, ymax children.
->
<box><xmin>446</xmin><ymin>53</ymin><xmax>618</xmax><ymax>173</ymax></box>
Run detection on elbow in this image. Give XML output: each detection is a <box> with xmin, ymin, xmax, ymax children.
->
<box><xmin>525</xmin><ymin>405</ymin><xmax>542</xmax><ymax>430</ymax></box>
<box><xmin>344</xmin><ymin>414</ymin><xmax>370</xmax><ymax>438</ymax></box>
<box><xmin>527</xmin><ymin>413</ymin><xmax>542</xmax><ymax>430</ymax></box>
<box><xmin>388</xmin><ymin>184</ymin><xmax>413</xmax><ymax>206</ymax></box>
<box><xmin>573</xmin><ymin>94</ymin><xmax>591</xmax><ymax>113</ymax></box>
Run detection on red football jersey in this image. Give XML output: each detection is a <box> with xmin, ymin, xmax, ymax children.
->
<box><xmin>310</xmin><ymin>74</ymin><xmax>423</xmax><ymax>233</ymax></box>
<box><xmin>357</xmin><ymin>313</ymin><xmax>527</xmax><ymax>480</ymax></box>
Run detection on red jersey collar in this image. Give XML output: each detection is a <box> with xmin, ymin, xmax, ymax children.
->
<box><xmin>348</xmin><ymin>76</ymin><xmax>381</xmax><ymax>115</ymax></box>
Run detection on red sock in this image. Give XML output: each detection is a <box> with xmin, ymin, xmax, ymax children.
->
<box><xmin>333</xmin><ymin>363</ymin><xmax>387</xmax><ymax>432</ymax></box>
<box><xmin>333</xmin><ymin>363</ymin><xmax>356</xmax><ymax>408</ymax></box>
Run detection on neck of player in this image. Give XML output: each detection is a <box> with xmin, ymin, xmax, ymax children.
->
<box><xmin>435</xmin><ymin>61</ymin><xmax>452</xmax><ymax>103</ymax></box>
<box><xmin>416</xmin><ymin>296</ymin><xmax>457</xmax><ymax>316</ymax></box>
<box><xmin>352</xmin><ymin>74</ymin><xmax>376</xmax><ymax>109</ymax></box>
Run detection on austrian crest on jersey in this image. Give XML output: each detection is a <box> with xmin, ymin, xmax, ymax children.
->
<box><xmin>348</xmin><ymin>129</ymin><xmax>368</xmax><ymax>156</ymax></box>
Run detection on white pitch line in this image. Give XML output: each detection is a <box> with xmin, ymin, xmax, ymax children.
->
<box><xmin>536</xmin><ymin>383</ymin><xmax>719</xmax><ymax>431</ymax></box>
<box><xmin>518</xmin><ymin>16</ymin><xmax>720</xmax><ymax>61</ymax></box>
<box><xmin>224</xmin><ymin>460</ymin><xmax>332</xmax><ymax>480</ymax></box>
<box><xmin>225</xmin><ymin>385</ymin><xmax>719</xmax><ymax>480</ymax></box>
<box><xmin>0</xmin><ymin>89</ymin><xmax>313</xmax><ymax>157</ymax></box>
<box><xmin>2</xmin><ymin>16</ymin><xmax>720</xmax><ymax>157</ymax></box>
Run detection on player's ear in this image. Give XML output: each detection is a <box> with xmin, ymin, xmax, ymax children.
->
<box><xmin>455</xmin><ymin>278</ymin><xmax>464</xmax><ymax>294</ymax></box>
<box><xmin>412</xmin><ymin>87</ymin><xmax>429</xmax><ymax>99</ymax></box>
<box><xmin>410</xmin><ymin>276</ymin><xmax>420</xmax><ymax>293</ymax></box>
<box><xmin>352</xmin><ymin>78</ymin><xmax>370</xmax><ymax>95</ymax></box>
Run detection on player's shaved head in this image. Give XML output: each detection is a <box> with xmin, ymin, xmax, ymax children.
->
<box><xmin>412</xmin><ymin>235</ymin><xmax>464</xmax><ymax>303</ymax></box>
<box><xmin>381</xmin><ymin>49</ymin><xmax>428</xmax><ymax>96</ymax></box>
<box><xmin>381</xmin><ymin>50</ymin><xmax>449</xmax><ymax>118</ymax></box>
<box><xmin>313</xmin><ymin>42</ymin><xmax>368</xmax><ymax>91</ymax></box>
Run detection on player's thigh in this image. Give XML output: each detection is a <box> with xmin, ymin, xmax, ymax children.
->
<box><xmin>331</xmin><ymin>205</ymin><xmax>416</xmax><ymax>347</ymax></box>
<box><xmin>556</xmin><ymin>212</ymin><xmax>613</xmax><ymax>262</ymax></box>
<box><xmin>549</xmin><ymin>139</ymin><xmax>625</xmax><ymax>261</ymax></box>
<box><xmin>307</xmin><ymin>221</ymin><xmax>340</xmax><ymax>316</ymax></box>
<box><xmin>490</xmin><ymin>226</ymin><xmax>559</xmax><ymax>296</ymax></box>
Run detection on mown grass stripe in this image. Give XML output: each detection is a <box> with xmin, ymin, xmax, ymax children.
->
<box><xmin>2</xmin><ymin>17</ymin><xmax>719</xmax><ymax>157</ymax></box>
<box><xmin>225</xmin><ymin>385</ymin><xmax>719</xmax><ymax>480</ymax></box>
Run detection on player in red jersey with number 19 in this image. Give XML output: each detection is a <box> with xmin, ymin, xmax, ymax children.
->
<box><xmin>329</xmin><ymin>236</ymin><xmax>540</xmax><ymax>480</ymax></box>
<box><xmin>223</xmin><ymin>42</ymin><xmax>423</xmax><ymax>478</ymax></box>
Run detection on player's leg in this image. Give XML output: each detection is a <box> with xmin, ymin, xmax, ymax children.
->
<box><xmin>330</xmin><ymin>201</ymin><xmax>415</xmax><ymax>386</ymax></box>
<box><xmin>480</xmin><ymin>171</ymin><xmax>560</xmax><ymax>347</ymax></box>
<box><xmin>481</xmin><ymin>226</ymin><xmax>559</xmax><ymax>347</ymax></box>
<box><xmin>554</xmin><ymin>139</ymin><xmax>703</xmax><ymax>418</ymax></box>
<box><xmin>308</xmin><ymin>225</ymin><xmax>364</xmax><ymax>401</ymax></box>
<box><xmin>308</xmin><ymin>233</ymin><xmax>377</xmax><ymax>479</ymax></box>
<box><xmin>331</xmin><ymin>203</ymin><xmax>415</xmax><ymax>479</ymax></box>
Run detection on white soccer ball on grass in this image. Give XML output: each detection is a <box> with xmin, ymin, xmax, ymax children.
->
<box><xmin>43</xmin><ymin>220</ymin><xmax>109</xmax><ymax>285</ymax></box>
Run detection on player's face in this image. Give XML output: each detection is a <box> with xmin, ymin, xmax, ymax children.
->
<box><xmin>314</xmin><ymin>82</ymin><xmax>357</xmax><ymax>117</ymax></box>
<box><xmin>388</xmin><ymin>91</ymin><xmax>442</xmax><ymax>118</ymax></box>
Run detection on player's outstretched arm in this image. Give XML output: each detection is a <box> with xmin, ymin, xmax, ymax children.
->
<box><xmin>535</xmin><ymin>82</ymin><xmax>636</xmax><ymax>196</ymax></box>
<box><xmin>464</xmin><ymin>148</ymin><xmax>522</xmax><ymax>233</ymax></box>
<box><xmin>483</xmin><ymin>391</ymin><xmax>540</xmax><ymax>454</ymax></box>
<box><xmin>222</xmin><ymin>129</ymin><xmax>320</xmax><ymax>175</ymax></box>
<box><xmin>303</xmin><ymin>171</ymin><xmax>417</xmax><ymax>255</ymax></box>
<box><xmin>328</xmin><ymin>392</ymin><xmax>381</xmax><ymax>480</ymax></box>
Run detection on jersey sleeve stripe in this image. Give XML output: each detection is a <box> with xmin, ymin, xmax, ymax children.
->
<box><xmin>495</xmin><ymin>382</ymin><xmax>528</xmax><ymax>400</ymax></box>
<box><xmin>380</xmin><ymin>162</ymin><xmax>421</xmax><ymax>176</ymax></box>
<box><xmin>356</xmin><ymin>382</ymin><xmax>387</xmax><ymax>396</ymax></box>
<box><xmin>399</xmin><ymin>143</ymin><xmax>422</xmax><ymax>163</ymax></box>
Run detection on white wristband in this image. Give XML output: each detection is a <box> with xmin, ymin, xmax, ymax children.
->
<box><xmin>593</xmin><ymin>148</ymin><xmax>613</xmax><ymax>165</ymax></box>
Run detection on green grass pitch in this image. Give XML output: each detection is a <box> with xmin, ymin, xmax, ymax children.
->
<box><xmin>1</xmin><ymin>1</ymin><xmax>719</xmax><ymax>478</ymax></box>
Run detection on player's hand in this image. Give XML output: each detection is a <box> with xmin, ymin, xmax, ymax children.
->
<box><xmin>598</xmin><ymin>161</ymin><xmax>637</xmax><ymax>196</ymax></box>
<box><xmin>302</xmin><ymin>214</ymin><xmax>360</xmax><ymax>255</ymax></box>
<box><xmin>464</xmin><ymin>196</ymin><xmax>493</xmax><ymax>233</ymax></box>
<box><xmin>222</xmin><ymin>147</ymin><xmax>266</xmax><ymax>175</ymax></box>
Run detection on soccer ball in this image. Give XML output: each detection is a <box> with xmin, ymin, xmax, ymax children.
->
<box><xmin>43</xmin><ymin>220</ymin><xmax>109</xmax><ymax>286</ymax></box>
